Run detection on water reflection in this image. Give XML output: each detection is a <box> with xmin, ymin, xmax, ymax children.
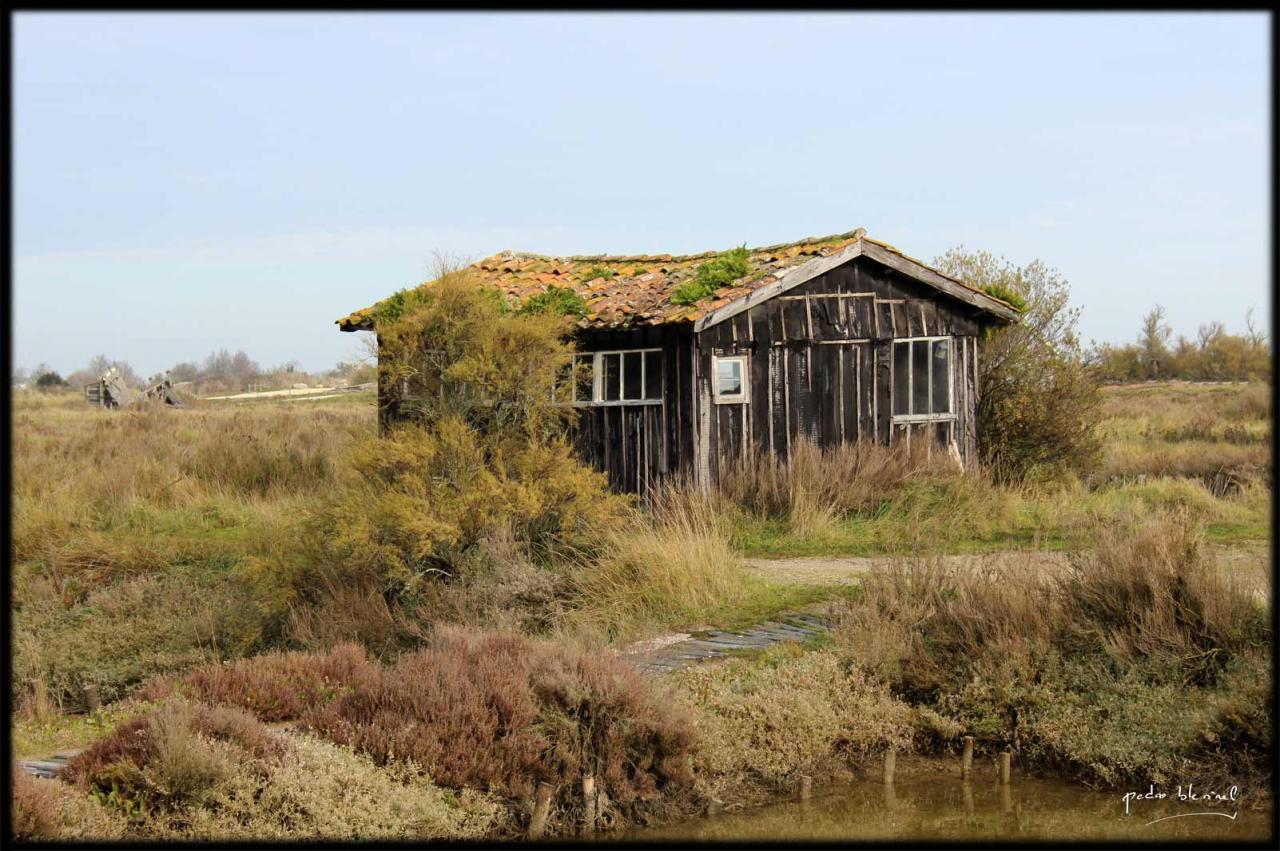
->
<box><xmin>621</xmin><ymin>777</ymin><xmax>1270</xmax><ymax>841</ymax></box>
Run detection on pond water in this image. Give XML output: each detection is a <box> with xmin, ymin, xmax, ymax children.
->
<box><xmin>620</xmin><ymin>776</ymin><xmax>1272</xmax><ymax>842</ymax></box>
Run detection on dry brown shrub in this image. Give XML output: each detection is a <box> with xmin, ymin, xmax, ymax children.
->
<box><xmin>1059</xmin><ymin>510</ymin><xmax>1267</xmax><ymax>683</ymax></box>
<box><xmin>181</xmin><ymin>643</ymin><xmax>373</xmax><ymax>722</ymax></box>
<box><xmin>302</xmin><ymin>627</ymin><xmax>695</xmax><ymax>815</ymax></box>
<box><xmin>11</xmin><ymin>767</ymin><xmax>124</xmax><ymax>840</ymax></box>
<box><xmin>833</xmin><ymin>554</ymin><xmax>1056</xmax><ymax>700</ymax></box>
<box><xmin>64</xmin><ymin>701</ymin><xmax>283</xmax><ymax>811</ymax></box>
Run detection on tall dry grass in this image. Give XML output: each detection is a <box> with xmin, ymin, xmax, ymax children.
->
<box><xmin>11</xmin><ymin>395</ymin><xmax>374</xmax><ymax>709</ymax></box>
<box><xmin>827</xmin><ymin>510</ymin><xmax>1272</xmax><ymax>786</ymax></box>
<box><xmin>566</xmin><ymin>475</ymin><xmax>750</xmax><ymax>640</ymax></box>
<box><xmin>713</xmin><ymin>438</ymin><xmax>943</xmax><ymax>533</ymax></box>
<box><xmin>1097</xmin><ymin>381</ymin><xmax>1271</xmax><ymax>483</ymax></box>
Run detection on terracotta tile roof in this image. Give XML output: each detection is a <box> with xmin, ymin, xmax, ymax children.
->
<box><xmin>336</xmin><ymin>227</ymin><xmax>1004</xmax><ymax>332</ymax></box>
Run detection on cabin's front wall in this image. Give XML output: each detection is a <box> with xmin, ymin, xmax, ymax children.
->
<box><xmin>693</xmin><ymin>255</ymin><xmax>986</xmax><ymax>482</ymax></box>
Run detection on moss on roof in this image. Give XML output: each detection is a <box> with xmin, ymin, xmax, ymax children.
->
<box><xmin>336</xmin><ymin>227</ymin><xmax>1012</xmax><ymax>332</ymax></box>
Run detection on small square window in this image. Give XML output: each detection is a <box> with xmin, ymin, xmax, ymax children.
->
<box><xmin>713</xmin><ymin>355</ymin><xmax>748</xmax><ymax>404</ymax></box>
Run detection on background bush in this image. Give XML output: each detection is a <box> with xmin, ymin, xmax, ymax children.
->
<box><xmin>934</xmin><ymin>246</ymin><xmax>1102</xmax><ymax>483</ymax></box>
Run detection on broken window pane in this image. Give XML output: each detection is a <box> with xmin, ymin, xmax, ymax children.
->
<box><xmin>931</xmin><ymin>339</ymin><xmax>950</xmax><ymax>414</ymax></box>
<box><xmin>574</xmin><ymin>354</ymin><xmax>593</xmax><ymax>402</ymax></box>
<box><xmin>602</xmin><ymin>353</ymin><xmax>620</xmax><ymax>401</ymax></box>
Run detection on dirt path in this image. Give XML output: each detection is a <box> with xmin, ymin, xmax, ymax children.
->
<box><xmin>745</xmin><ymin>542</ymin><xmax>1270</xmax><ymax>598</ymax></box>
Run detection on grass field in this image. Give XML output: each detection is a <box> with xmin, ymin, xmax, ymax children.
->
<box><xmin>9</xmin><ymin>381</ymin><xmax>1273</xmax><ymax>840</ymax></box>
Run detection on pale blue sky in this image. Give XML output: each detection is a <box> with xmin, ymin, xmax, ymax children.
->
<box><xmin>12</xmin><ymin>11</ymin><xmax>1271</xmax><ymax>376</ymax></box>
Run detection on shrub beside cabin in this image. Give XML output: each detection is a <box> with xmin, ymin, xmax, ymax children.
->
<box><xmin>338</xmin><ymin>228</ymin><xmax>1019</xmax><ymax>494</ymax></box>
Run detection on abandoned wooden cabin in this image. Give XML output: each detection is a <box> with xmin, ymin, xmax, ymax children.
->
<box><xmin>337</xmin><ymin>227</ymin><xmax>1020</xmax><ymax>494</ymax></box>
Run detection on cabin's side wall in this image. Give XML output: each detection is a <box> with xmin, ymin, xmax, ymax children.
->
<box><xmin>693</xmin><ymin>255</ymin><xmax>986</xmax><ymax>480</ymax></box>
<box><xmin>570</xmin><ymin>325</ymin><xmax>696</xmax><ymax>495</ymax></box>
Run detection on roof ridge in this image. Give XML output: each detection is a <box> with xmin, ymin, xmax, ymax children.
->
<box><xmin>480</xmin><ymin>227</ymin><xmax>867</xmax><ymax>265</ymax></box>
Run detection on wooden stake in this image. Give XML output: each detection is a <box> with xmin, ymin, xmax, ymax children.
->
<box><xmin>960</xmin><ymin>736</ymin><xmax>974</xmax><ymax>779</ymax></box>
<box><xmin>883</xmin><ymin>747</ymin><xmax>897</xmax><ymax>784</ymax></box>
<box><xmin>581</xmin><ymin>774</ymin><xmax>597</xmax><ymax>832</ymax></box>
<box><xmin>999</xmin><ymin>750</ymin><xmax>1011</xmax><ymax>785</ymax></box>
<box><xmin>528</xmin><ymin>782</ymin><xmax>553</xmax><ymax>839</ymax></box>
<box><xmin>799</xmin><ymin>774</ymin><xmax>812</xmax><ymax>801</ymax></box>
<box><xmin>962</xmin><ymin>781</ymin><xmax>974</xmax><ymax>817</ymax></box>
<box><xmin>83</xmin><ymin>684</ymin><xmax>100</xmax><ymax>712</ymax></box>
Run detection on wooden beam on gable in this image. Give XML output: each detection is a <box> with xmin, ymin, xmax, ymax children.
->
<box><xmin>694</xmin><ymin>238</ymin><xmax>1021</xmax><ymax>333</ymax></box>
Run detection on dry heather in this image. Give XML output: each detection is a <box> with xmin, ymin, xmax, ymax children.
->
<box><xmin>10</xmin><ymin>767</ymin><xmax>125</xmax><ymax>841</ymax></box>
<box><xmin>58</xmin><ymin>698</ymin><xmax>501</xmax><ymax>841</ymax></box>
<box><xmin>146</xmin><ymin>628</ymin><xmax>696</xmax><ymax>831</ymax></box>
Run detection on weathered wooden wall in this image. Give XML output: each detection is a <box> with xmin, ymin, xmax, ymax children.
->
<box><xmin>570</xmin><ymin>326</ymin><xmax>696</xmax><ymax>496</ymax></box>
<box><xmin>694</xmin><ymin>254</ymin><xmax>986</xmax><ymax>481</ymax></box>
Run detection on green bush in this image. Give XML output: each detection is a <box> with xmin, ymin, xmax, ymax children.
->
<box><xmin>934</xmin><ymin>246</ymin><xmax>1102</xmax><ymax>482</ymax></box>
<box><xmin>311</xmin><ymin>266</ymin><xmax>629</xmax><ymax>618</ymax></box>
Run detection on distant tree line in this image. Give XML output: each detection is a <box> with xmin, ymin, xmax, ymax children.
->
<box><xmin>1087</xmin><ymin>306</ymin><xmax>1271</xmax><ymax>383</ymax></box>
<box><xmin>15</xmin><ymin>346</ymin><xmax>377</xmax><ymax>394</ymax></box>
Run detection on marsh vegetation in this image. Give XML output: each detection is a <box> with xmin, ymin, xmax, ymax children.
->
<box><xmin>9</xmin><ymin>270</ymin><xmax>1272</xmax><ymax>841</ymax></box>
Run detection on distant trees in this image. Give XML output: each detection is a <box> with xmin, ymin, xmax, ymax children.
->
<box><xmin>1089</xmin><ymin>305</ymin><xmax>1270</xmax><ymax>383</ymax></box>
<box><xmin>67</xmin><ymin>354</ymin><xmax>141</xmax><ymax>389</ymax></box>
<box><xmin>34</xmin><ymin>370</ymin><xmax>68</xmax><ymax>388</ymax></box>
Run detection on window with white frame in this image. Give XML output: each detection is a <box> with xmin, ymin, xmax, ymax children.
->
<box><xmin>557</xmin><ymin>349</ymin><xmax>663</xmax><ymax>405</ymax></box>
<box><xmin>712</xmin><ymin>355</ymin><xmax>748</xmax><ymax>404</ymax></box>
<box><xmin>892</xmin><ymin>337</ymin><xmax>952</xmax><ymax>419</ymax></box>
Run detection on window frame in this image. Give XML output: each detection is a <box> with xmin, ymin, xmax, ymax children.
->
<box><xmin>557</xmin><ymin>348</ymin><xmax>664</xmax><ymax>407</ymax></box>
<box><xmin>890</xmin><ymin>335</ymin><xmax>955</xmax><ymax>422</ymax></box>
<box><xmin>711</xmin><ymin>354</ymin><xmax>749</xmax><ymax>405</ymax></box>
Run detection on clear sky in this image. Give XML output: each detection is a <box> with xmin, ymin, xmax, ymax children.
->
<box><xmin>12</xmin><ymin>11</ymin><xmax>1271</xmax><ymax>377</ymax></box>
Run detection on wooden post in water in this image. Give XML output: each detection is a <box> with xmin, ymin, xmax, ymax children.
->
<box><xmin>799</xmin><ymin>774</ymin><xmax>812</xmax><ymax>801</ymax></box>
<box><xmin>882</xmin><ymin>746</ymin><xmax>897</xmax><ymax>784</ymax></box>
<box><xmin>962</xmin><ymin>782</ymin><xmax>975</xmax><ymax>818</ymax></box>
<box><xmin>960</xmin><ymin>736</ymin><xmax>974</xmax><ymax>779</ymax></box>
<box><xmin>998</xmin><ymin>749</ymin><xmax>1012</xmax><ymax>785</ymax></box>
<box><xmin>581</xmin><ymin>774</ymin><xmax>598</xmax><ymax>832</ymax></box>
<box><xmin>528</xmin><ymin>782</ymin><xmax>553</xmax><ymax>839</ymax></box>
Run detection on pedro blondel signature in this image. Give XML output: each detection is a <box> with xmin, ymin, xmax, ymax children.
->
<box><xmin>1122</xmin><ymin>784</ymin><xmax>1241</xmax><ymax>826</ymax></box>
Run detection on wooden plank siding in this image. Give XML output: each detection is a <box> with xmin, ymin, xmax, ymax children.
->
<box><xmin>695</xmin><ymin>254</ymin><xmax>986</xmax><ymax>480</ymax></box>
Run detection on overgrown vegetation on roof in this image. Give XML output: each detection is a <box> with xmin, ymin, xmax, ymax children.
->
<box><xmin>517</xmin><ymin>285</ymin><xmax>587</xmax><ymax>318</ymax></box>
<box><xmin>580</xmin><ymin>265</ymin><xmax>616</xmax><ymax>282</ymax></box>
<box><xmin>980</xmin><ymin>282</ymin><xmax>1028</xmax><ymax>313</ymax></box>
<box><xmin>670</xmin><ymin>246</ymin><xmax>751</xmax><ymax>306</ymax></box>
